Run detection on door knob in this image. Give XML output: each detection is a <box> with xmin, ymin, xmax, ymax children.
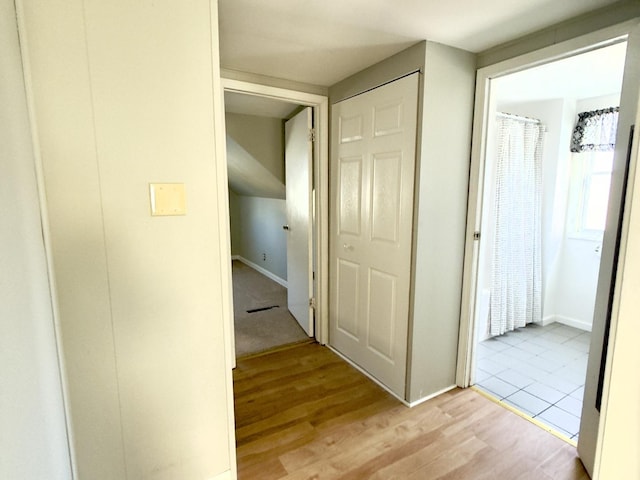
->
<box><xmin>343</xmin><ymin>243</ymin><xmax>354</xmax><ymax>251</ymax></box>
<box><xmin>282</xmin><ymin>225</ymin><xmax>290</xmax><ymax>230</ymax></box>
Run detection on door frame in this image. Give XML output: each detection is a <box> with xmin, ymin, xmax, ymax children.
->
<box><xmin>219</xmin><ymin>78</ymin><xmax>330</xmax><ymax>361</ymax></box>
<box><xmin>456</xmin><ymin>18</ymin><xmax>640</xmax><ymax>477</ymax></box>
<box><xmin>456</xmin><ymin>20</ymin><xmax>636</xmax><ymax>388</ymax></box>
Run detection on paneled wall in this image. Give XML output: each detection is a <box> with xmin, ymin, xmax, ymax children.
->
<box><xmin>19</xmin><ymin>0</ymin><xmax>236</xmax><ymax>478</ymax></box>
<box><xmin>1</xmin><ymin>0</ymin><xmax>71</xmax><ymax>477</ymax></box>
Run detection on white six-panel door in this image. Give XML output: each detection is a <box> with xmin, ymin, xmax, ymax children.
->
<box><xmin>329</xmin><ymin>73</ymin><xmax>419</xmax><ymax>397</ymax></box>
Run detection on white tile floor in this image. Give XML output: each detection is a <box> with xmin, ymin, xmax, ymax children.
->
<box><xmin>475</xmin><ymin>322</ymin><xmax>590</xmax><ymax>440</ymax></box>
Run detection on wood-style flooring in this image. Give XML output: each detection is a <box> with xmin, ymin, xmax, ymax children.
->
<box><xmin>233</xmin><ymin>342</ymin><xmax>589</xmax><ymax>480</ymax></box>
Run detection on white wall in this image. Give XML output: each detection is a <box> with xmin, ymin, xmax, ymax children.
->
<box><xmin>19</xmin><ymin>0</ymin><xmax>236</xmax><ymax>478</ymax></box>
<box><xmin>549</xmin><ymin>94</ymin><xmax>621</xmax><ymax>331</ymax></box>
<box><xmin>1</xmin><ymin>1</ymin><xmax>71</xmax><ymax>477</ymax></box>
<box><xmin>230</xmin><ymin>194</ymin><xmax>288</xmax><ymax>282</ymax></box>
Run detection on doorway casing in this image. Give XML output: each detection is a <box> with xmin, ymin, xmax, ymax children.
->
<box><xmin>456</xmin><ymin>19</ymin><xmax>640</xmax><ymax>478</ymax></box>
<box><xmin>219</xmin><ymin>78</ymin><xmax>330</xmax><ymax>362</ymax></box>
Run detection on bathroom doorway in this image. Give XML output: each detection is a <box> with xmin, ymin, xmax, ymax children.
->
<box><xmin>468</xmin><ymin>41</ymin><xmax>626</xmax><ymax>442</ymax></box>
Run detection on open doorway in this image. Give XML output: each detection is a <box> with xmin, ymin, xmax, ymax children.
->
<box><xmin>224</xmin><ymin>92</ymin><xmax>313</xmax><ymax>357</ymax></box>
<box><xmin>470</xmin><ymin>42</ymin><xmax>627</xmax><ymax>442</ymax></box>
<box><xmin>220</xmin><ymin>80</ymin><xmax>329</xmax><ymax>360</ymax></box>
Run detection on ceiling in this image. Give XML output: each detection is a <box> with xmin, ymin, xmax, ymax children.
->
<box><xmin>494</xmin><ymin>41</ymin><xmax>627</xmax><ymax>104</ymax></box>
<box><xmin>225</xmin><ymin>91</ymin><xmax>300</xmax><ymax>118</ymax></box>
<box><xmin>218</xmin><ymin>0</ymin><xmax>622</xmax><ymax>87</ymax></box>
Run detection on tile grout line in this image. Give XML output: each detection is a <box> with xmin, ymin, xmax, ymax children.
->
<box><xmin>476</xmin><ymin>323</ymin><xmax>589</xmax><ymax>439</ymax></box>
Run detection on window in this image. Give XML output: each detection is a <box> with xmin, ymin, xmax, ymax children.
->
<box><xmin>568</xmin><ymin>106</ymin><xmax>618</xmax><ymax>240</ymax></box>
<box><xmin>568</xmin><ymin>150</ymin><xmax>613</xmax><ymax>239</ymax></box>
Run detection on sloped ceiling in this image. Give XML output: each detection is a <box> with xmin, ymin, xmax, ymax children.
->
<box><xmin>226</xmin><ymin>135</ymin><xmax>285</xmax><ymax>199</ymax></box>
<box><xmin>218</xmin><ymin>0</ymin><xmax>623</xmax><ymax>86</ymax></box>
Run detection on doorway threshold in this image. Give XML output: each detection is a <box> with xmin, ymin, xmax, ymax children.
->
<box><xmin>475</xmin><ymin>323</ymin><xmax>589</xmax><ymax>442</ymax></box>
<box><xmin>471</xmin><ymin>385</ymin><xmax>576</xmax><ymax>446</ymax></box>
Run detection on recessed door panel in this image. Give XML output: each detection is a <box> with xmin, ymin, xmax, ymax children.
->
<box><xmin>367</xmin><ymin>268</ymin><xmax>397</xmax><ymax>361</ymax></box>
<box><xmin>336</xmin><ymin>259</ymin><xmax>360</xmax><ymax>340</ymax></box>
<box><xmin>374</xmin><ymin>101</ymin><xmax>403</xmax><ymax>137</ymax></box>
<box><xmin>340</xmin><ymin>114</ymin><xmax>364</xmax><ymax>143</ymax></box>
<box><xmin>371</xmin><ymin>152</ymin><xmax>402</xmax><ymax>244</ymax></box>
<box><xmin>339</xmin><ymin>156</ymin><xmax>363</xmax><ymax>236</ymax></box>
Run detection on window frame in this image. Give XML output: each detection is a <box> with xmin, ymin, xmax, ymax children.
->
<box><xmin>567</xmin><ymin>150</ymin><xmax>614</xmax><ymax>241</ymax></box>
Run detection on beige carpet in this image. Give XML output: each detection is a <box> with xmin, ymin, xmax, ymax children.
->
<box><xmin>232</xmin><ymin>260</ymin><xmax>310</xmax><ymax>358</ymax></box>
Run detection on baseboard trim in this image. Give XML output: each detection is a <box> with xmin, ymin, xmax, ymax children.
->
<box><xmin>233</xmin><ymin>256</ymin><xmax>288</xmax><ymax>288</ymax></box>
<box><xmin>207</xmin><ymin>470</ymin><xmax>234</xmax><ymax>480</ymax></box>
<box><xmin>407</xmin><ymin>385</ymin><xmax>457</xmax><ymax>408</ymax></box>
<box><xmin>542</xmin><ymin>314</ymin><xmax>592</xmax><ymax>332</ymax></box>
<box><xmin>539</xmin><ymin>315</ymin><xmax>556</xmax><ymax>327</ymax></box>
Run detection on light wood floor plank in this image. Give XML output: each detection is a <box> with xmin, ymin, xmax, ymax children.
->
<box><xmin>233</xmin><ymin>342</ymin><xmax>589</xmax><ymax>479</ymax></box>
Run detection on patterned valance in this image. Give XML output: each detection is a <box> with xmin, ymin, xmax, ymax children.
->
<box><xmin>570</xmin><ymin>107</ymin><xmax>619</xmax><ymax>153</ymax></box>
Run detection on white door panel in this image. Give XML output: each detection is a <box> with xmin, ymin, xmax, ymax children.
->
<box><xmin>330</xmin><ymin>73</ymin><xmax>419</xmax><ymax>397</ymax></box>
<box><xmin>579</xmin><ymin>28</ymin><xmax>640</xmax><ymax>476</ymax></box>
<box><xmin>285</xmin><ymin>107</ymin><xmax>313</xmax><ymax>336</ymax></box>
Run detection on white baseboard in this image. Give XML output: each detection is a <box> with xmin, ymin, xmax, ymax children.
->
<box><xmin>233</xmin><ymin>255</ymin><xmax>288</xmax><ymax>288</ymax></box>
<box><xmin>207</xmin><ymin>470</ymin><xmax>234</xmax><ymax>480</ymax></box>
<box><xmin>408</xmin><ymin>385</ymin><xmax>457</xmax><ymax>408</ymax></box>
<box><xmin>539</xmin><ymin>315</ymin><xmax>556</xmax><ymax>327</ymax></box>
<box><xmin>542</xmin><ymin>314</ymin><xmax>592</xmax><ymax>332</ymax></box>
<box><xmin>328</xmin><ymin>346</ymin><xmax>456</xmax><ymax>408</ymax></box>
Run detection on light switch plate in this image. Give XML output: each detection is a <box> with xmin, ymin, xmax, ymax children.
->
<box><xmin>149</xmin><ymin>183</ymin><xmax>186</xmax><ymax>216</ymax></box>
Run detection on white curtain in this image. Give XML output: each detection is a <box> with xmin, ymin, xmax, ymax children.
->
<box><xmin>490</xmin><ymin>115</ymin><xmax>544</xmax><ymax>336</ymax></box>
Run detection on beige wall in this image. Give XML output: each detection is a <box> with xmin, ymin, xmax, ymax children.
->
<box><xmin>1</xmin><ymin>0</ymin><xmax>71</xmax><ymax>477</ymax></box>
<box><xmin>329</xmin><ymin>41</ymin><xmax>426</xmax><ymax>103</ymax></box>
<box><xmin>477</xmin><ymin>0</ymin><xmax>640</xmax><ymax>67</ymax></box>
<box><xmin>408</xmin><ymin>42</ymin><xmax>476</xmax><ymax>401</ymax></box>
<box><xmin>19</xmin><ymin>0</ymin><xmax>235</xmax><ymax>478</ymax></box>
<box><xmin>225</xmin><ymin>112</ymin><xmax>285</xmax><ymax>183</ymax></box>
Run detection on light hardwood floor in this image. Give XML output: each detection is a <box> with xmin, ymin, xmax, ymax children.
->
<box><xmin>233</xmin><ymin>342</ymin><xmax>589</xmax><ymax>479</ymax></box>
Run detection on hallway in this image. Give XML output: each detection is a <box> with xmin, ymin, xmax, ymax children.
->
<box><xmin>233</xmin><ymin>260</ymin><xmax>309</xmax><ymax>357</ymax></box>
<box><xmin>233</xmin><ymin>342</ymin><xmax>588</xmax><ymax>479</ymax></box>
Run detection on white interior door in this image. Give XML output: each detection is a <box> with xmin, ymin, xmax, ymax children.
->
<box><xmin>579</xmin><ymin>28</ymin><xmax>640</xmax><ymax>476</ymax></box>
<box><xmin>285</xmin><ymin>107</ymin><xmax>314</xmax><ymax>336</ymax></box>
<box><xmin>329</xmin><ymin>73</ymin><xmax>419</xmax><ymax>397</ymax></box>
